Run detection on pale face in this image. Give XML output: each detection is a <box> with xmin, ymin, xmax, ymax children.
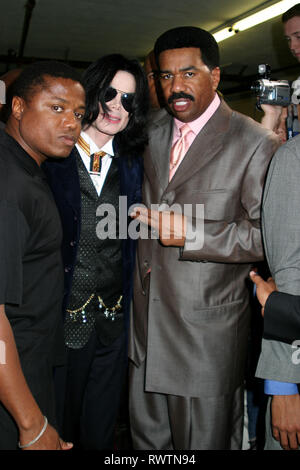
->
<box><xmin>284</xmin><ymin>16</ymin><xmax>300</xmax><ymax>61</ymax></box>
<box><xmin>88</xmin><ymin>70</ymin><xmax>136</xmax><ymax>145</ymax></box>
<box><xmin>158</xmin><ymin>47</ymin><xmax>220</xmax><ymax>123</ymax></box>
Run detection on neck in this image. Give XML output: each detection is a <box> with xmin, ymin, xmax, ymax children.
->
<box><xmin>83</xmin><ymin>124</ymin><xmax>113</xmax><ymax>149</ymax></box>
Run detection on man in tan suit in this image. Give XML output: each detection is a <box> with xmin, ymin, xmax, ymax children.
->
<box><xmin>128</xmin><ymin>26</ymin><xmax>279</xmax><ymax>450</ymax></box>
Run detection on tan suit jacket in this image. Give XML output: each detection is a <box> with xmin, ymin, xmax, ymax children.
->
<box><xmin>129</xmin><ymin>100</ymin><xmax>279</xmax><ymax>398</ymax></box>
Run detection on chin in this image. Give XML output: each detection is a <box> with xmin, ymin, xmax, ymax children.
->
<box><xmin>174</xmin><ymin>114</ymin><xmax>192</xmax><ymax>123</ymax></box>
<box><xmin>51</xmin><ymin>149</ymin><xmax>73</xmax><ymax>159</ymax></box>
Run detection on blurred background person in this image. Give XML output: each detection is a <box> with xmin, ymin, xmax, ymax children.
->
<box><xmin>144</xmin><ymin>50</ymin><xmax>164</xmax><ymax>111</ymax></box>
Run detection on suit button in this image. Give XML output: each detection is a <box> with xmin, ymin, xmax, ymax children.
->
<box><xmin>70</xmin><ymin>241</ymin><xmax>76</xmax><ymax>247</ymax></box>
<box><xmin>64</xmin><ymin>266</ymin><xmax>70</xmax><ymax>273</ymax></box>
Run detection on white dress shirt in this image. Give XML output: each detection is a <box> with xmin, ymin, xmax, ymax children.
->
<box><xmin>75</xmin><ymin>130</ymin><xmax>114</xmax><ymax>196</ymax></box>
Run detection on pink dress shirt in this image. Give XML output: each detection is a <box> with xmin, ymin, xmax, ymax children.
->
<box><xmin>171</xmin><ymin>93</ymin><xmax>221</xmax><ymax>173</ymax></box>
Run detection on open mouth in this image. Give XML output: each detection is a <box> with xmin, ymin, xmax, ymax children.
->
<box><xmin>172</xmin><ymin>99</ymin><xmax>191</xmax><ymax>112</ymax></box>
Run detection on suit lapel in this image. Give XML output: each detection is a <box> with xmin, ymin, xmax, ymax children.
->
<box><xmin>146</xmin><ymin>101</ymin><xmax>232</xmax><ymax>192</ymax></box>
<box><xmin>146</xmin><ymin>110</ymin><xmax>174</xmax><ymax>192</ymax></box>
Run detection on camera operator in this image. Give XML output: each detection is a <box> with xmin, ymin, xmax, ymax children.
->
<box><xmin>260</xmin><ymin>105</ymin><xmax>287</xmax><ymax>142</ymax></box>
<box><xmin>260</xmin><ymin>5</ymin><xmax>300</xmax><ymax>139</ymax></box>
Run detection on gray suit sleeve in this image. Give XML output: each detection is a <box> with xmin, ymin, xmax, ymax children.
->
<box><xmin>256</xmin><ymin>136</ymin><xmax>300</xmax><ymax>384</ymax></box>
<box><xmin>180</xmin><ymin>132</ymin><xmax>278</xmax><ymax>263</ymax></box>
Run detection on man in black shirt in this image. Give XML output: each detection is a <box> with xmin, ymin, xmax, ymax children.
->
<box><xmin>0</xmin><ymin>61</ymin><xmax>85</xmax><ymax>450</ymax></box>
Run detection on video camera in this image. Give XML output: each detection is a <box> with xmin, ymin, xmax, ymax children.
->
<box><xmin>251</xmin><ymin>64</ymin><xmax>291</xmax><ymax>107</ymax></box>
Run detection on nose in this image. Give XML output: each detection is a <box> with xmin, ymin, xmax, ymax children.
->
<box><xmin>63</xmin><ymin>111</ymin><xmax>78</xmax><ymax>129</ymax></box>
<box><xmin>290</xmin><ymin>37</ymin><xmax>300</xmax><ymax>52</ymax></box>
<box><xmin>109</xmin><ymin>92</ymin><xmax>122</xmax><ymax>109</ymax></box>
<box><xmin>170</xmin><ymin>73</ymin><xmax>186</xmax><ymax>93</ymax></box>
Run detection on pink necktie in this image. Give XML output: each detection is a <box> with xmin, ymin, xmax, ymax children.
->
<box><xmin>169</xmin><ymin>123</ymin><xmax>192</xmax><ymax>181</ymax></box>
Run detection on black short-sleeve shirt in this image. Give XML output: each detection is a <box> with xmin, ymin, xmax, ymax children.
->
<box><xmin>0</xmin><ymin>130</ymin><xmax>65</xmax><ymax>372</ymax></box>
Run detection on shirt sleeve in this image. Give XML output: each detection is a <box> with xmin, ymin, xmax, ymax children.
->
<box><xmin>264</xmin><ymin>379</ymin><xmax>299</xmax><ymax>395</ymax></box>
<box><xmin>0</xmin><ymin>200</ymin><xmax>28</xmax><ymax>305</ymax></box>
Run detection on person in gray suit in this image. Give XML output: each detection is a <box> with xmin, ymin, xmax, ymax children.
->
<box><xmin>252</xmin><ymin>135</ymin><xmax>300</xmax><ymax>451</ymax></box>
<box><xmin>248</xmin><ymin>4</ymin><xmax>300</xmax><ymax>451</ymax></box>
<box><xmin>128</xmin><ymin>26</ymin><xmax>279</xmax><ymax>450</ymax></box>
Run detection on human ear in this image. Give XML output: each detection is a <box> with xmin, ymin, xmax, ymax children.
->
<box><xmin>211</xmin><ymin>67</ymin><xmax>221</xmax><ymax>91</ymax></box>
<box><xmin>11</xmin><ymin>96</ymin><xmax>25</xmax><ymax>121</ymax></box>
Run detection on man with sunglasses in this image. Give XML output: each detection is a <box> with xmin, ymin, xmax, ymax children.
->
<box><xmin>43</xmin><ymin>54</ymin><xmax>148</xmax><ymax>450</ymax></box>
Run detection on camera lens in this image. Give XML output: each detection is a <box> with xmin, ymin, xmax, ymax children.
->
<box><xmin>251</xmin><ymin>81</ymin><xmax>262</xmax><ymax>94</ymax></box>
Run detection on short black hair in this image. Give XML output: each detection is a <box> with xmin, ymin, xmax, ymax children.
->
<box><xmin>82</xmin><ymin>54</ymin><xmax>149</xmax><ymax>158</ymax></box>
<box><xmin>11</xmin><ymin>60</ymin><xmax>84</xmax><ymax>102</ymax></box>
<box><xmin>282</xmin><ymin>4</ymin><xmax>300</xmax><ymax>23</ymax></box>
<box><xmin>154</xmin><ymin>26</ymin><xmax>220</xmax><ymax>70</ymax></box>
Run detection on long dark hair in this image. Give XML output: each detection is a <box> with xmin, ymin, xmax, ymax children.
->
<box><xmin>82</xmin><ymin>54</ymin><xmax>149</xmax><ymax>158</ymax></box>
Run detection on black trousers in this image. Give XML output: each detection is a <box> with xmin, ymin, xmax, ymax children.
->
<box><xmin>54</xmin><ymin>329</ymin><xmax>127</xmax><ymax>450</ymax></box>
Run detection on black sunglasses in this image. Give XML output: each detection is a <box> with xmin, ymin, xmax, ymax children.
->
<box><xmin>104</xmin><ymin>86</ymin><xmax>135</xmax><ymax>113</ymax></box>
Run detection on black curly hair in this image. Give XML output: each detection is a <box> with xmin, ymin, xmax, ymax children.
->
<box><xmin>10</xmin><ymin>60</ymin><xmax>84</xmax><ymax>101</ymax></box>
<box><xmin>2</xmin><ymin>61</ymin><xmax>84</xmax><ymax>123</ymax></box>
<box><xmin>154</xmin><ymin>26</ymin><xmax>219</xmax><ymax>71</ymax></box>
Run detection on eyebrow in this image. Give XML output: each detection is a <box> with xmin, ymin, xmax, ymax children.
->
<box><xmin>285</xmin><ymin>31</ymin><xmax>300</xmax><ymax>38</ymax></box>
<box><xmin>160</xmin><ymin>65</ymin><xmax>198</xmax><ymax>73</ymax></box>
<box><xmin>49</xmin><ymin>95</ymin><xmax>85</xmax><ymax>109</ymax></box>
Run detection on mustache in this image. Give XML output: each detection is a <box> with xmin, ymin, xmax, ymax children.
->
<box><xmin>168</xmin><ymin>92</ymin><xmax>195</xmax><ymax>104</ymax></box>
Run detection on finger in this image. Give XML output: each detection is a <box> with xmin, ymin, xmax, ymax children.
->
<box><xmin>146</xmin><ymin>209</ymin><xmax>160</xmax><ymax>230</ymax></box>
<box><xmin>267</xmin><ymin>277</ymin><xmax>277</xmax><ymax>291</ymax></box>
<box><xmin>130</xmin><ymin>206</ymin><xmax>145</xmax><ymax>218</ymax></box>
<box><xmin>132</xmin><ymin>207</ymin><xmax>159</xmax><ymax>224</ymax></box>
<box><xmin>287</xmin><ymin>432</ymin><xmax>299</xmax><ymax>451</ymax></box>
<box><xmin>272</xmin><ymin>425</ymin><xmax>280</xmax><ymax>442</ymax></box>
<box><xmin>130</xmin><ymin>207</ymin><xmax>150</xmax><ymax>225</ymax></box>
<box><xmin>60</xmin><ymin>439</ymin><xmax>73</xmax><ymax>450</ymax></box>
<box><xmin>277</xmin><ymin>430</ymin><xmax>290</xmax><ymax>450</ymax></box>
<box><xmin>249</xmin><ymin>270</ymin><xmax>263</xmax><ymax>285</ymax></box>
<box><xmin>159</xmin><ymin>211</ymin><xmax>172</xmax><ymax>239</ymax></box>
<box><xmin>135</xmin><ymin>212</ymin><xmax>149</xmax><ymax>225</ymax></box>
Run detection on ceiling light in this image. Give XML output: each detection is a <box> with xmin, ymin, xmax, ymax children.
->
<box><xmin>213</xmin><ymin>0</ymin><xmax>299</xmax><ymax>43</ymax></box>
<box><xmin>213</xmin><ymin>28</ymin><xmax>236</xmax><ymax>42</ymax></box>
